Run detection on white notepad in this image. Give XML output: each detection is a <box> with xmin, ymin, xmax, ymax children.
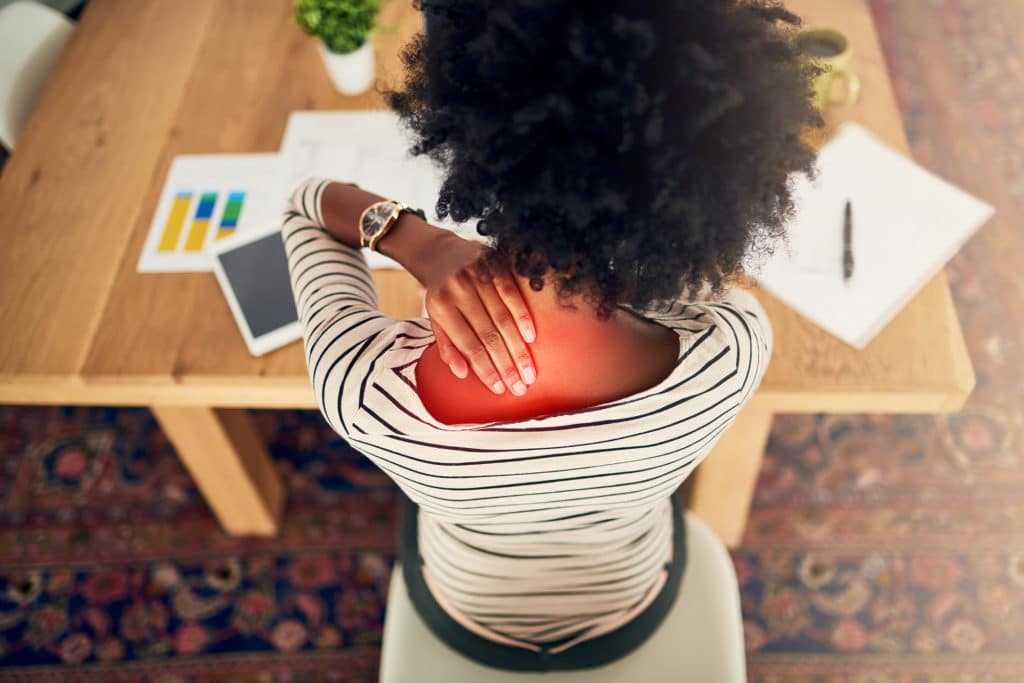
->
<box><xmin>754</xmin><ymin>123</ymin><xmax>995</xmax><ymax>349</ymax></box>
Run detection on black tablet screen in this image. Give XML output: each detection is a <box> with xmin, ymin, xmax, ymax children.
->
<box><xmin>216</xmin><ymin>233</ymin><xmax>298</xmax><ymax>338</ymax></box>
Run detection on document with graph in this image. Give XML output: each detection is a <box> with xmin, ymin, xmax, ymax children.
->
<box><xmin>137</xmin><ymin>154</ymin><xmax>281</xmax><ymax>272</ymax></box>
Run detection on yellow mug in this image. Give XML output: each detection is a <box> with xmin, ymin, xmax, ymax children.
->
<box><xmin>796</xmin><ymin>26</ymin><xmax>860</xmax><ymax>110</ymax></box>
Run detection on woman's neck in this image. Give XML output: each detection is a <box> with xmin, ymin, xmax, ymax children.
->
<box><xmin>509</xmin><ymin>269</ymin><xmax>629</xmax><ymax>330</ymax></box>
<box><xmin>493</xmin><ymin>252</ymin><xmax>682</xmax><ymax>349</ymax></box>
<box><xmin>518</xmin><ymin>286</ymin><xmax>591</xmax><ymax>318</ymax></box>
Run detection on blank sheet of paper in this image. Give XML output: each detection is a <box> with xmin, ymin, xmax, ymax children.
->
<box><xmin>754</xmin><ymin>123</ymin><xmax>995</xmax><ymax>349</ymax></box>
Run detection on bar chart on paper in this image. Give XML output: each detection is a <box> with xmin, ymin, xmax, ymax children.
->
<box><xmin>138</xmin><ymin>154</ymin><xmax>281</xmax><ymax>272</ymax></box>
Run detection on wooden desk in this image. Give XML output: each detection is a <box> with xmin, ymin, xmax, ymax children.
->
<box><xmin>0</xmin><ymin>0</ymin><xmax>972</xmax><ymax>543</ymax></box>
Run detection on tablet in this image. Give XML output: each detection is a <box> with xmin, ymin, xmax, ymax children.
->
<box><xmin>210</xmin><ymin>226</ymin><xmax>302</xmax><ymax>356</ymax></box>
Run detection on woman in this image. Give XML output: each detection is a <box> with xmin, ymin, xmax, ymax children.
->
<box><xmin>281</xmin><ymin>0</ymin><xmax>821</xmax><ymax>671</ymax></box>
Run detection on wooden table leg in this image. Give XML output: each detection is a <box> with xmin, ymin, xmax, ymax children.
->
<box><xmin>151</xmin><ymin>406</ymin><xmax>284</xmax><ymax>536</ymax></box>
<box><xmin>688</xmin><ymin>408</ymin><xmax>774</xmax><ymax>548</ymax></box>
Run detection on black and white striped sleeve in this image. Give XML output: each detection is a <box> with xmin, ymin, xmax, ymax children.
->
<box><xmin>683</xmin><ymin>286</ymin><xmax>773</xmax><ymax>402</ymax></box>
<box><xmin>280</xmin><ymin>177</ymin><xmax>418</xmax><ymax>438</ymax></box>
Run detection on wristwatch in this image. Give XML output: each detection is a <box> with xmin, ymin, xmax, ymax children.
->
<box><xmin>358</xmin><ymin>200</ymin><xmax>427</xmax><ymax>252</ymax></box>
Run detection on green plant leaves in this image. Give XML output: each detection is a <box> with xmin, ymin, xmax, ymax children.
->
<box><xmin>295</xmin><ymin>0</ymin><xmax>380</xmax><ymax>54</ymax></box>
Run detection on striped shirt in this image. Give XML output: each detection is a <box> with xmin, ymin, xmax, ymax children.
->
<box><xmin>281</xmin><ymin>177</ymin><xmax>772</xmax><ymax>654</ymax></box>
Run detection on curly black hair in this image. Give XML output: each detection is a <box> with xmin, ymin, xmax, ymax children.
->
<box><xmin>386</xmin><ymin>0</ymin><xmax>824</xmax><ymax>319</ymax></box>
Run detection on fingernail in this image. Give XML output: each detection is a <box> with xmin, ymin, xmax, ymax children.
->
<box><xmin>512</xmin><ymin>381</ymin><xmax>526</xmax><ymax>396</ymax></box>
<box><xmin>450</xmin><ymin>362</ymin><xmax>465</xmax><ymax>379</ymax></box>
<box><xmin>522</xmin><ymin>367</ymin><xmax>536</xmax><ymax>384</ymax></box>
<box><xmin>522</xmin><ymin>323</ymin><xmax>536</xmax><ymax>343</ymax></box>
<box><xmin>491</xmin><ymin>381</ymin><xmax>505</xmax><ymax>394</ymax></box>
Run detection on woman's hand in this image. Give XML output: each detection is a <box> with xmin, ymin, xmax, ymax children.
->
<box><xmin>419</xmin><ymin>234</ymin><xmax>537</xmax><ymax>396</ymax></box>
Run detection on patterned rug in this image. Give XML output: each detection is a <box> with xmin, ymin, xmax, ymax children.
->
<box><xmin>2</xmin><ymin>0</ymin><xmax>1022</xmax><ymax>681</ymax></box>
<box><xmin>741</xmin><ymin>1</ymin><xmax>1024</xmax><ymax>680</ymax></box>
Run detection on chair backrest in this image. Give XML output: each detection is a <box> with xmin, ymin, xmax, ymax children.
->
<box><xmin>0</xmin><ymin>1</ymin><xmax>74</xmax><ymax>149</ymax></box>
<box><xmin>380</xmin><ymin>511</ymin><xmax>747</xmax><ymax>682</ymax></box>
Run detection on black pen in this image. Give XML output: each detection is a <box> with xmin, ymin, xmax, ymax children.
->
<box><xmin>843</xmin><ymin>199</ymin><xmax>854</xmax><ymax>283</ymax></box>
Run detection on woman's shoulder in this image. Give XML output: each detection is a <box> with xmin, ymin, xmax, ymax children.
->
<box><xmin>413</xmin><ymin>306</ymin><xmax>682</xmax><ymax>426</ymax></box>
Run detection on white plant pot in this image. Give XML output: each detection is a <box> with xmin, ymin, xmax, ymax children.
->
<box><xmin>317</xmin><ymin>38</ymin><xmax>375</xmax><ymax>95</ymax></box>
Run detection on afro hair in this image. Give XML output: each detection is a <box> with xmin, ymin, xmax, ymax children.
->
<box><xmin>387</xmin><ymin>0</ymin><xmax>824</xmax><ymax>318</ymax></box>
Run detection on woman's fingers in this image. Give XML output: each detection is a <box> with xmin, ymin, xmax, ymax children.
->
<box><xmin>427</xmin><ymin>286</ymin><xmax>524</xmax><ymax>396</ymax></box>
<box><xmin>474</xmin><ymin>274</ymin><xmax>536</xmax><ymax>387</ymax></box>
<box><xmin>431</xmin><ymin>323</ymin><xmax>468</xmax><ymax>379</ymax></box>
<box><xmin>490</xmin><ymin>270</ymin><xmax>536</xmax><ymax>344</ymax></box>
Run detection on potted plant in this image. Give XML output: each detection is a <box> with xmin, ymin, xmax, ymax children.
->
<box><xmin>295</xmin><ymin>0</ymin><xmax>380</xmax><ymax>95</ymax></box>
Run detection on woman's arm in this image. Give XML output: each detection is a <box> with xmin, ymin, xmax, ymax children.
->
<box><xmin>302</xmin><ymin>179</ymin><xmax>537</xmax><ymax>396</ymax></box>
<box><xmin>313</xmin><ymin>180</ymin><xmax>450</xmax><ymax>286</ymax></box>
<box><xmin>281</xmin><ymin>179</ymin><xmax>394</xmax><ymax>436</ymax></box>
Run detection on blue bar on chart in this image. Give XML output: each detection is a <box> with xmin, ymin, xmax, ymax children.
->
<box><xmin>184</xmin><ymin>191</ymin><xmax>218</xmax><ymax>251</ymax></box>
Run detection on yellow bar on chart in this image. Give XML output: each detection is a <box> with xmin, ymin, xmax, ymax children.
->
<box><xmin>157</xmin><ymin>192</ymin><xmax>192</xmax><ymax>252</ymax></box>
<box><xmin>183</xmin><ymin>191</ymin><xmax>217</xmax><ymax>252</ymax></box>
<box><xmin>184</xmin><ymin>220</ymin><xmax>210</xmax><ymax>251</ymax></box>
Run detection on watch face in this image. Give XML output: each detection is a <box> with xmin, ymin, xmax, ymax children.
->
<box><xmin>362</xmin><ymin>202</ymin><xmax>395</xmax><ymax>238</ymax></box>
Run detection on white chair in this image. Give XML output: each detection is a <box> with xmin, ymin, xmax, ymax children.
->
<box><xmin>380</xmin><ymin>511</ymin><xmax>747</xmax><ymax>682</ymax></box>
<box><xmin>0</xmin><ymin>0</ymin><xmax>74</xmax><ymax>149</ymax></box>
